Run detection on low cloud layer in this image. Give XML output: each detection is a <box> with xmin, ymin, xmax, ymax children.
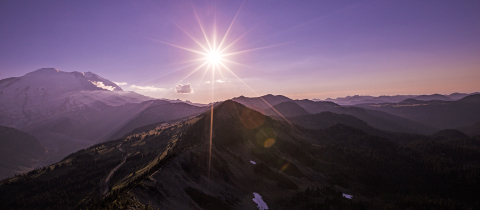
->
<box><xmin>130</xmin><ymin>85</ymin><xmax>165</xmax><ymax>91</ymax></box>
<box><xmin>90</xmin><ymin>81</ymin><xmax>116</xmax><ymax>91</ymax></box>
<box><xmin>205</xmin><ymin>80</ymin><xmax>226</xmax><ymax>83</ymax></box>
<box><xmin>113</xmin><ymin>81</ymin><xmax>127</xmax><ymax>86</ymax></box>
<box><xmin>175</xmin><ymin>83</ymin><xmax>194</xmax><ymax>94</ymax></box>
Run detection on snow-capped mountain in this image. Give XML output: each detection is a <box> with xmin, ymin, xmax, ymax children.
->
<box><xmin>0</xmin><ymin>68</ymin><xmax>156</xmax><ymax>165</ymax></box>
<box><xmin>0</xmin><ymin>68</ymin><xmax>208</xmax><ymax>167</ymax></box>
<box><xmin>0</xmin><ymin>68</ymin><xmax>153</xmax><ymax>126</ymax></box>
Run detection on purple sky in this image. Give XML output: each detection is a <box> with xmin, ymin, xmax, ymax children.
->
<box><xmin>1</xmin><ymin>0</ymin><xmax>479</xmax><ymax>103</ymax></box>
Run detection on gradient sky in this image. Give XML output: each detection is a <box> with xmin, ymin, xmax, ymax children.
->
<box><xmin>1</xmin><ymin>0</ymin><xmax>479</xmax><ymax>103</ymax></box>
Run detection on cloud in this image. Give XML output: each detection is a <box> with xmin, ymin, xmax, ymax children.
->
<box><xmin>90</xmin><ymin>81</ymin><xmax>116</xmax><ymax>91</ymax></box>
<box><xmin>175</xmin><ymin>83</ymin><xmax>194</xmax><ymax>94</ymax></box>
<box><xmin>205</xmin><ymin>81</ymin><xmax>211</xmax><ymax>84</ymax></box>
<box><xmin>113</xmin><ymin>81</ymin><xmax>127</xmax><ymax>86</ymax></box>
<box><xmin>130</xmin><ymin>85</ymin><xmax>166</xmax><ymax>91</ymax></box>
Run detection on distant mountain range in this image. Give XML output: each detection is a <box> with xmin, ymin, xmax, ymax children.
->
<box><xmin>232</xmin><ymin>94</ymin><xmax>436</xmax><ymax>134</ymax></box>
<box><xmin>354</xmin><ymin>94</ymin><xmax>480</xmax><ymax>130</ymax></box>
<box><xmin>316</xmin><ymin>92</ymin><xmax>479</xmax><ymax>105</ymax></box>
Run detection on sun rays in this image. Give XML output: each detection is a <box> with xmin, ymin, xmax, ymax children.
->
<box><xmin>148</xmin><ymin>1</ymin><xmax>292</xmax><ymax>184</ymax></box>
<box><xmin>151</xmin><ymin>3</ymin><xmax>286</xmax><ymax>88</ymax></box>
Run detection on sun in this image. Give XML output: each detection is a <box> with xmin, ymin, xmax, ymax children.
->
<box><xmin>148</xmin><ymin>2</ymin><xmax>288</xmax><ymax>182</ymax></box>
<box><xmin>148</xmin><ymin>2</ymin><xmax>284</xmax><ymax>84</ymax></box>
<box><xmin>206</xmin><ymin>50</ymin><xmax>222</xmax><ymax>65</ymax></box>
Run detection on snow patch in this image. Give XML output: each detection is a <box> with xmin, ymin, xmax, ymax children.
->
<box><xmin>113</xmin><ymin>81</ymin><xmax>127</xmax><ymax>86</ymax></box>
<box><xmin>252</xmin><ymin>192</ymin><xmax>268</xmax><ymax>210</ymax></box>
<box><xmin>342</xmin><ymin>193</ymin><xmax>353</xmax><ymax>199</ymax></box>
<box><xmin>90</xmin><ymin>81</ymin><xmax>116</xmax><ymax>91</ymax></box>
<box><xmin>250</xmin><ymin>160</ymin><xmax>256</xmax><ymax>164</ymax></box>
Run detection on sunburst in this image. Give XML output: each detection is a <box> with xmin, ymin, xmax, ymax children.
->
<box><xmin>147</xmin><ymin>2</ymin><xmax>290</xmax><ymax>87</ymax></box>
<box><xmin>149</xmin><ymin>2</ymin><xmax>291</xmax><ymax>183</ymax></box>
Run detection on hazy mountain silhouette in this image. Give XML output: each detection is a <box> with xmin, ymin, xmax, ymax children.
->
<box><xmin>448</xmin><ymin>92</ymin><xmax>474</xmax><ymax>100</ymax></box>
<box><xmin>0</xmin><ymin>126</ymin><xmax>46</xmax><ymax>179</ymax></box>
<box><xmin>320</xmin><ymin>93</ymin><xmax>478</xmax><ymax>105</ymax></box>
<box><xmin>355</xmin><ymin>94</ymin><xmax>480</xmax><ymax>129</ymax></box>
<box><xmin>457</xmin><ymin>93</ymin><xmax>480</xmax><ymax>102</ymax></box>
<box><xmin>412</xmin><ymin>94</ymin><xmax>452</xmax><ymax>101</ymax></box>
<box><xmin>320</xmin><ymin>95</ymin><xmax>413</xmax><ymax>105</ymax></box>
<box><xmin>231</xmin><ymin>94</ymin><xmax>292</xmax><ymax>112</ymax></box>
<box><xmin>266</xmin><ymin>99</ymin><xmax>436</xmax><ymax>134</ymax></box>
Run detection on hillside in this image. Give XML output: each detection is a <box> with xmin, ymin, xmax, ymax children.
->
<box><xmin>288</xmin><ymin>111</ymin><xmax>375</xmax><ymax>132</ymax></box>
<box><xmin>0</xmin><ymin>126</ymin><xmax>46</xmax><ymax>179</ymax></box>
<box><xmin>458</xmin><ymin>121</ymin><xmax>480</xmax><ymax>136</ymax></box>
<box><xmin>1</xmin><ymin>100</ymin><xmax>479</xmax><ymax>209</ymax></box>
<box><xmin>106</xmin><ymin>101</ymin><xmax>209</xmax><ymax>140</ymax></box>
<box><xmin>264</xmin><ymin>101</ymin><xmax>309</xmax><ymax>117</ymax></box>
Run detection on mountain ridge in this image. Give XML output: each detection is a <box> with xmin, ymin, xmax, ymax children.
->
<box><xmin>355</xmin><ymin>94</ymin><xmax>480</xmax><ymax>129</ymax></box>
<box><xmin>318</xmin><ymin>92</ymin><xmax>479</xmax><ymax>105</ymax></box>
<box><xmin>1</xmin><ymin>100</ymin><xmax>480</xmax><ymax>209</ymax></box>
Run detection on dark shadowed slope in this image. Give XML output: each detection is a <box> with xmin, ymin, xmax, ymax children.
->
<box><xmin>293</xmin><ymin>99</ymin><xmax>340</xmax><ymax>113</ymax></box>
<box><xmin>1</xmin><ymin>100</ymin><xmax>480</xmax><ymax>209</ymax></box>
<box><xmin>458</xmin><ymin>121</ymin><xmax>480</xmax><ymax>136</ymax></box>
<box><xmin>105</xmin><ymin>101</ymin><xmax>209</xmax><ymax>141</ymax></box>
<box><xmin>0</xmin><ymin>126</ymin><xmax>46</xmax><ymax>180</ymax></box>
<box><xmin>288</xmin><ymin>111</ymin><xmax>380</xmax><ymax>133</ymax></box>
<box><xmin>264</xmin><ymin>101</ymin><xmax>309</xmax><ymax>117</ymax></box>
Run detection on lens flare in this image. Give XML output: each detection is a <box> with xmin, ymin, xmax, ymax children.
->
<box><xmin>149</xmin><ymin>2</ymin><xmax>293</xmax><ymax>182</ymax></box>
<box><xmin>263</xmin><ymin>138</ymin><xmax>275</xmax><ymax>148</ymax></box>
